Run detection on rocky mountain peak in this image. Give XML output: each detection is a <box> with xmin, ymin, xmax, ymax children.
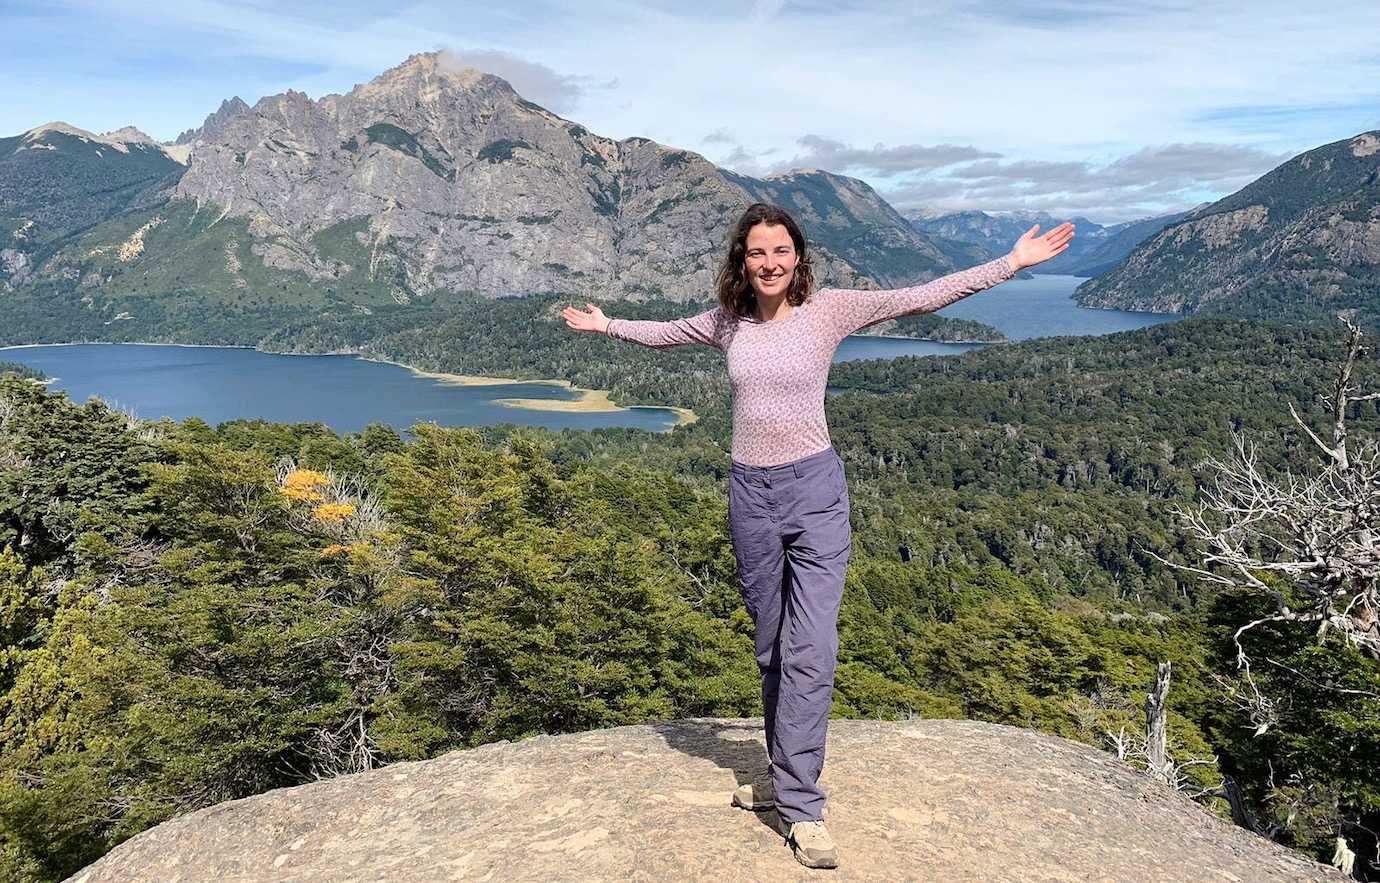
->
<box><xmin>157</xmin><ymin>51</ymin><xmax>955</xmax><ymax>302</ymax></box>
<box><xmin>22</xmin><ymin>120</ymin><xmax>99</xmax><ymax>142</ymax></box>
<box><xmin>326</xmin><ymin>50</ymin><xmax>521</xmax><ymax>126</ymax></box>
<box><xmin>1350</xmin><ymin>131</ymin><xmax>1380</xmax><ymax>158</ymax></box>
<box><xmin>252</xmin><ymin>88</ymin><xmax>315</xmax><ymax>116</ymax></box>
<box><xmin>372</xmin><ymin>50</ymin><xmax>492</xmax><ymax>91</ymax></box>
<box><xmin>17</xmin><ymin>122</ymin><xmax>174</xmax><ymax>158</ymax></box>
<box><xmin>98</xmin><ymin>126</ymin><xmax>159</xmax><ymax>145</ymax></box>
<box><xmin>763</xmin><ymin>166</ymin><xmax>821</xmax><ymax>178</ymax></box>
<box><xmin>174</xmin><ymin>96</ymin><xmax>252</xmax><ymax>145</ymax></box>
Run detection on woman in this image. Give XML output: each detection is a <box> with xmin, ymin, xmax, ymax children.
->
<box><xmin>562</xmin><ymin>202</ymin><xmax>1073</xmax><ymax>870</ymax></box>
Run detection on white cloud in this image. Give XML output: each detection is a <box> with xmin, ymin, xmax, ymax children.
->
<box><xmin>770</xmin><ymin>135</ymin><xmax>1000</xmax><ymax>176</ymax></box>
<box><xmin>436</xmin><ymin>48</ymin><xmax>615</xmax><ymax>113</ymax></box>
<box><xmin>875</xmin><ymin>141</ymin><xmax>1294</xmax><ymax>223</ymax></box>
<box><xmin>8</xmin><ymin>0</ymin><xmax>1379</xmax><ymax>222</ymax></box>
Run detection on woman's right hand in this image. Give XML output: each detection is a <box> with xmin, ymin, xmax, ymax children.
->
<box><xmin>562</xmin><ymin>302</ymin><xmax>611</xmax><ymax>334</ymax></box>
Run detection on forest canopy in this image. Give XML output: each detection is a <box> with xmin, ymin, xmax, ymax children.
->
<box><xmin>0</xmin><ymin>313</ymin><xmax>1377</xmax><ymax>881</ymax></box>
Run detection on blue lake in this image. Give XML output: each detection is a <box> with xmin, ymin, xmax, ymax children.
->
<box><xmin>835</xmin><ymin>273</ymin><xmax>1179</xmax><ymax>360</ymax></box>
<box><xmin>0</xmin><ymin>344</ymin><xmax>691</xmax><ymax>435</ymax></box>
<box><xmin>1</xmin><ymin>275</ymin><xmax>1179</xmax><ymax>434</ymax></box>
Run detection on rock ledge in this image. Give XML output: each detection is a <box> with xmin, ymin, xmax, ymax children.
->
<box><xmin>67</xmin><ymin>717</ymin><xmax>1346</xmax><ymax>882</ymax></box>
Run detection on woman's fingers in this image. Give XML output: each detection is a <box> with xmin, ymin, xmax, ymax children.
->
<box><xmin>560</xmin><ymin>303</ymin><xmax>603</xmax><ymax>332</ymax></box>
<box><xmin>1007</xmin><ymin>220</ymin><xmax>1074</xmax><ymax>267</ymax></box>
<box><xmin>1043</xmin><ymin>223</ymin><xmax>1075</xmax><ymax>246</ymax></box>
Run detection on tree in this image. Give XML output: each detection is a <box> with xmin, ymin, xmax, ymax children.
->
<box><xmin>1144</xmin><ymin>317</ymin><xmax>1380</xmax><ymax>876</ymax></box>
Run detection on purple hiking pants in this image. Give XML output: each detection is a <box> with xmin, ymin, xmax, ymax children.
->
<box><xmin>727</xmin><ymin>445</ymin><xmax>851</xmax><ymax>824</ymax></box>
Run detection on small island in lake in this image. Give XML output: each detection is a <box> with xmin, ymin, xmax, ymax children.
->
<box><xmin>852</xmin><ymin>314</ymin><xmax>1008</xmax><ymax>343</ymax></box>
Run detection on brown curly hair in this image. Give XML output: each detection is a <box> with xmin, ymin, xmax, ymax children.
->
<box><xmin>715</xmin><ymin>202</ymin><xmax>815</xmax><ymax>319</ymax></box>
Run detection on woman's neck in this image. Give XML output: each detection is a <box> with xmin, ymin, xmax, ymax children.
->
<box><xmin>753</xmin><ymin>294</ymin><xmax>794</xmax><ymax>322</ymax></box>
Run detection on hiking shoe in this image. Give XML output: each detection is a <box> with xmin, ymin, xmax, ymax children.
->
<box><xmin>731</xmin><ymin>779</ymin><xmax>774</xmax><ymax>811</ymax></box>
<box><xmin>787</xmin><ymin>819</ymin><xmax>838</xmax><ymax>870</ymax></box>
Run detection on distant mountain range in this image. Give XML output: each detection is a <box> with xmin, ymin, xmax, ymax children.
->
<box><xmin>907</xmin><ymin>208</ymin><xmax>1198</xmax><ymax>278</ymax></box>
<box><xmin>1073</xmin><ymin>132</ymin><xmax>1380</xmax><ymax>324</ymax></box>
<box><xmin>3</xmin><ymin>51</ymin><xmax>1375</xmax><ymax>336</ymax></box>
<box><xmin>0</xmin><ymin>52</ymin><xmax>971</xmax><ymax>319</ymax></box>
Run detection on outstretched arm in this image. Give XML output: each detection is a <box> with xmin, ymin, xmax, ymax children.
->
<box><xmin>818</xmin><ymin>254</ymin><xmax>1017</xmax><ymax>336</ymax></box>
<box><xmin>561</xmin><ymin>302</ymin><xmax>724</xmax><ymax>350</ymax></box>
<box><xmin>818</xmin><ymin>221</ymin><xmax>1075</xmax><ymax>336</ymax></box>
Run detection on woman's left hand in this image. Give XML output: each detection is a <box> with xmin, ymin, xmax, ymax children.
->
<box><xmin>1008</xmin><ymin>221</ymin><xmax>1075</xmax><ymax>271</ymax></box>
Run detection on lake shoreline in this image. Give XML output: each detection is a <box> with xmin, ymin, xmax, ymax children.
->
<box><xmin>860</xmin><ymin>333</ymin><xmax>1007</xmax><ymax>344</ymax></box>
<box><xmin>354</xmin><ymin>354</ymin><xmax>700</xmax><ymax>426</ymax></box>
<box><xmin>0</xmin><ymin>340</ymin><xmax>699</xmax><ymax>428</ymax></box>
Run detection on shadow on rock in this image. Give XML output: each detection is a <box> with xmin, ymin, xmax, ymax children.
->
<box><xmin>651</xmin><ymin>717</ymin><xmax>785</xmax><ymax>838</ymax></box>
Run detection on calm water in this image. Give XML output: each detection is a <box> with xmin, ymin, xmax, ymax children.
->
<box><xmin>2</xmin><ymin>275</ymin><xmax>1178</xmax><ymax>433</ymax></box>
<box><xmin>0</xmin><ymin>344</ymin><xmax>685</xmax><ymax>435</ymax></box>
<box><xmin>834</xmin><ymin>273</ymin><xmax>1178</xmax><ymax>361</ymax></box>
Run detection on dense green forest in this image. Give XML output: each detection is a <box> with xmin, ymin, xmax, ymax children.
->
<box><xmin>873</xmin><ymin>310</ymin><xmax>1006</xmax><ymax>342</ymax></box>
<box><xmin>0</xmin><ymin>247</ymin><xmax>1006</xmax><ymax>353</ymax></box>
<box><xmin>0</xmin><ymin>363</ymin><xmax>43</xmax><ymax>382</ymax></box>
<box><xmin>0</xmin><ymin>132</ymin><xmax>181</xmax><ymax>249</ymax></box>
<box><xmin>1</xmin><ymin>312</ymin><xmax>1378</xmax><ymax>880</ymax></box>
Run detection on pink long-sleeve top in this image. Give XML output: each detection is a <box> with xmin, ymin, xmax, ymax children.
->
<box><xmin>605</xmin><ymin>254</ymin><xmax>1018</xmax><ymax>466</ymax></box>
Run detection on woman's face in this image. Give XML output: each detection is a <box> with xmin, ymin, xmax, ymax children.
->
<box><xmin>743</xmin><ymin>222</ymin><xmax>798</xmax><ymax>299</ymax></box>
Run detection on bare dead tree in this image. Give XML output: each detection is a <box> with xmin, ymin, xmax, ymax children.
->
<box><xmin>1333</xmin><ymin>836</ymin><xmax>1357</xmax><ymax>877</ymax></box>
<box><xmin>1142</xmin><ymin>317</ymin><xmax>1380</xmax><ymax>733</ymax></box>
<box><xmin>298</xmin><ymin>707</ymin><xmax>379</xmax><ymax>779</ymax></box>
<box><xmin>1143</xmin><ymin>661</ymin><xmax>1173</xmax><ymax>784</ymax></box>
<box><xmin>1103</xmin><ymin>660</ymin><xmax>1221</xmax><ymax>800</ymax></box>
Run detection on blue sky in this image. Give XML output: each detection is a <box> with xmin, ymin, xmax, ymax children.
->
<box><xmin>3</xmin><ymin>0</ymin><xmax>1379</xmax><ymax>224</ymax></box>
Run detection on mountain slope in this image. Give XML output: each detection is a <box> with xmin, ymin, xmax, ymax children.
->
<box><xmin>0</xmin><ymin>123</ymin><xmax>185</xmax><ymax>289</ymax></box>
<box><xmin>1073</xmin><ymin>131</ymin><xmax>1380</xmax><ymax>322</ymax></box>
<box><xmin>1067</xmin><ymin>208</ymin><xmax>1197</xmax><ymax>277</ymax></box>
<box><xmin>42</xmin><ymin>51</ymin><xmax>956</xmax><ymax>308</ymax></box>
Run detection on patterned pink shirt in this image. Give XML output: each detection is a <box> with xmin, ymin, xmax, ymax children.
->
<box><xmin>605</xmin><ymin>254</ymin><xmax>1018</xmax><ymax>466</ymax></box>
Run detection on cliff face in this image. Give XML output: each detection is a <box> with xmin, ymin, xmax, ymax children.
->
<box><xmin>65</xmin><ymin>717</ymin><xmax>1346</xmax><ymax>882</ymax></box>
<box><xmin>1074</xmin><ymin>132</ymin><xmax>1380</xmax><ymax>320</ymax></box>
<box><xmin>10</xmin><ymin>52</ymin><xmax>956</xmax><ymax>309</ymax></box>
<box><xmin>159</xmin><ymin>51</ymin><xmax>944</xmax><ymax>303</ymax></box>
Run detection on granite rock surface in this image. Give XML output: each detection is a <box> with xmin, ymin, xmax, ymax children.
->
<box><xmin>66</xmin><ymin>717</ymin><xmax>1348</xmax><ymax>882</ymax></box>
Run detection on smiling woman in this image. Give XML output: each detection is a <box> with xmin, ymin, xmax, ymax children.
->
<box><xmin>560</xmin><ymin>200</ymin><xmax>1073</xmax><ymax>869</ymax></box>
<box><xmin>718</xmin><ymin>205</ymin><xmax>815</xmax><ymax>322</ymax></box>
